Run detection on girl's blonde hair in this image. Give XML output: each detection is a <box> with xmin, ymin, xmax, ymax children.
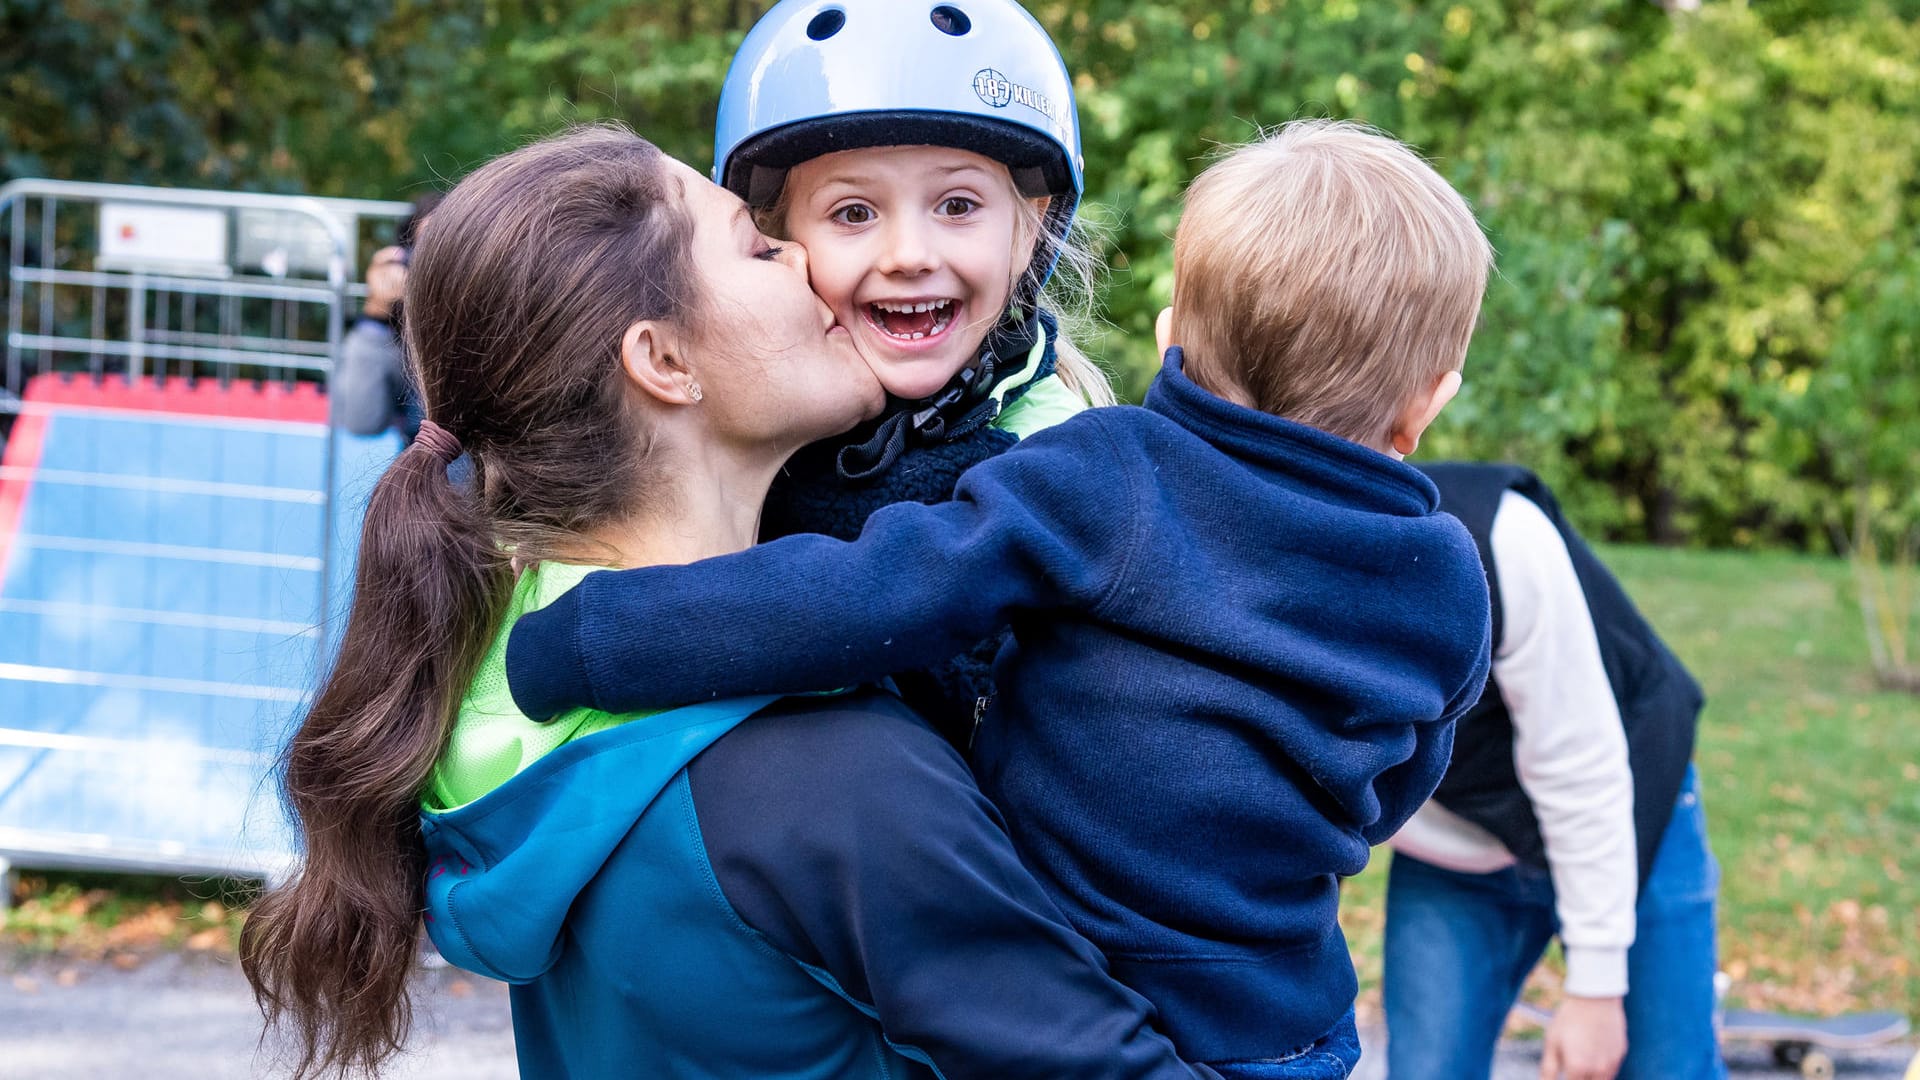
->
<box><xmin>757</xmin><ymin>165</ymin><xmax>1116</xmax><ymax>408</ymax></box>
<box><xmin>1018</xmin><ymin>194</ymin><xmax>1117</xmax><ymax>407</ymax></box>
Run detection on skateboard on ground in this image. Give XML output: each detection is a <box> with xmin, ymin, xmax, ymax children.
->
<box><xmin>1510</xmin><ymin>1001</ymin><xmax>1910</xmax><ymax>1079</ymax></box>
<box><xmin>1720</xmin><ymin>1008</ymin><xmax>1910</xmax><ymax>1079</ymax></box>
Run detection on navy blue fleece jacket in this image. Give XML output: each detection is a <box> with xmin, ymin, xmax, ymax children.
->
<box><xmin>507</xmin><ymin>350</ymin><xmax>1492</xmax><ymax>1067</ymax></box>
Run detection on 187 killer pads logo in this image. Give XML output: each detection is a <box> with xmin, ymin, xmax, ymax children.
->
<box><xmin>972</xmin><ymin>68</ymin><xmax>1065</xmax><ymax>126</ymax></box>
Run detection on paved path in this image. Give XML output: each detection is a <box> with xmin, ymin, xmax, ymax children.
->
<box><xmin>2</xmin><ymin>949</ymin><xmax>1910</xmax><ymax>1078</ymax></box>
<box><xmin>1</xmin><ymin>951</ymin><xmax>514</xmax><ymax>1079</ymax></box>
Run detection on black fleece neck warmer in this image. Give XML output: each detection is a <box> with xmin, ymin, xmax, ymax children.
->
<box><xmin>833</xmin><ymin>309</ymin><xmax>1050</xmax><ymax>482</ymax></box>
<box><xmin>760</xmin><ymin>310</ymin><xmax>1059</xmax><ymax>544</ymax></box>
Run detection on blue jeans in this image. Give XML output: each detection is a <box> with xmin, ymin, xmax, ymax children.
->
<box><xmin>1382</xmin><ymin>767</ymin><xmax>1725</xmax><ymax>1080</ymax></box>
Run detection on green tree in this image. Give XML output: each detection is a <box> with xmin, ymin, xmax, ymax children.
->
<box><xmin>6</xmin><ymin>0</ymin><xmax>1919</xmax><ymax>552</ymax></box>
<box><xmin>0</xmin><ymin>0</ymin><xmax>401</xmax><ymax>192</ymax></box>
<box><xmin>1792</xmin><ymin>248</ymin><xmax>1920</xmax><ymax>690</ymax></box>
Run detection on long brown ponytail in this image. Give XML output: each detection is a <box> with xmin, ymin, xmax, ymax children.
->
<box><xmin>241</xmin><ymin>125</ymin><xmax>698</xmax><ymax>1077</ymax></box>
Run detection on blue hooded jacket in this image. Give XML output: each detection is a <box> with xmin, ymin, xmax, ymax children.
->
<box><xmin>420</xmin><ymin>587</ymin><xmax>1209</xmax><ymax>1080</ymax></box>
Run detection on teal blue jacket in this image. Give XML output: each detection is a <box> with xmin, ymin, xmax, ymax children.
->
<box><xmin>422</xmin><ymin>686</ymin><xmax>1211</xmax><ymax>1079</ymax></box>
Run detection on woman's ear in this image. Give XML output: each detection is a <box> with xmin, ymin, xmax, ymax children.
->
<box><xmin>620</xmin><ymin>320</ymin><xmax>699</xmax><ymax>406</ymax></box>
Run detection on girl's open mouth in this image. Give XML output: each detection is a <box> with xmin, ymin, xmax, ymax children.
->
<box><xmin>866</xmin><ymin>299</ymin><xmax>958</xmax><ymax>343</ymax></box>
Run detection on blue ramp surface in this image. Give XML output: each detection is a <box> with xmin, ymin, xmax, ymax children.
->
<box><xmin>0</xmin><ymin>378</ymin><xmax>399</xmax><ymax>879</ymax></box>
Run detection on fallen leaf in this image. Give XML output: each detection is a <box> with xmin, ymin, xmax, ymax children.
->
<box><xmin>54</xmin><ymin>968</ymin><xmax>79</xmax><ymax>988</ymax></box>
<box><xmin>11</xmin><ymin>975</ymin><xmax>38</xmax><ymax>994</ymax></box>
<box><xmin>110</xmin><ymin>952</ymin><xmax>141</xmax><ymax>971</ymax></box>
<box><xmin>185</xmin><ymin>928</ymin><xmax>225</xmax><ymax>952</ymax></box>
<box><xmin>448</xmin><ymin>979</ymin><xmax>473</xmax><ymax>998</ymax></box>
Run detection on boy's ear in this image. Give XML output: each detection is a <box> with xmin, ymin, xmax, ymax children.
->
<box><xmin>1155</xmin><ymin>306</ymin><xmax>1175</xmax><ymax>355</ymax></box>
<box><xmin>1390</xmin><ymin>370</ymin><xmax>1462</xmax><ymax>459</ymax></box>
<box><xmin>621</xmin><ymin>320</ymin><xmax>699</xmax><ymax>407</ymax></box>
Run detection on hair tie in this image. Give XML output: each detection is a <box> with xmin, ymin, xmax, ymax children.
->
<box><xmin>414</xmin><ymin>420</ymin><xmax>463</xmax><ymax>466</ymax></box>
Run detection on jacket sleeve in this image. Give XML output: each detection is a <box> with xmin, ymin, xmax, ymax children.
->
<box><xmin>329</xmin><ymin>318</ymin><xmax>408</xmax><ymax>437</ymax></box>
<box><xmin>687</xmin><ymin>691</ymin><xmax>1216</xmax><ymax>1080</ymax></box>
<box><xmin>1358</xmin><ymin>530</ymin><xmax>1493</xmax><ymax>847</ymax></box>
<box><xmin>507</xmin><ymin>413</ymin><xmax>1141</xmax><ymax>721</ymax></box>
<box><xmin>1489</xmin><ymin>491</ymin><xmax>1637</xmax><ymax>997</ymax></box>
<box><xmin>1357</xmin><ymin>699</ymin><xmax>1464</xmax><ymax>848</ymax></box>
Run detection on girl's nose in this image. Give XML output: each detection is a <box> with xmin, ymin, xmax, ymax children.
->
<box><xmin>875</xmin><ymin>218</ymin><xmax>938</xmax><ymax>277</ymax></box>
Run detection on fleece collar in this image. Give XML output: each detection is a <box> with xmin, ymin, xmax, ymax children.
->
<box><xmin>1147</xmin><ymin>347</ymin><xmax>1441</xmax><ymax>519</ymax></box>
<box><xmin>835</xmin><ymin>309</ymin><xmax>1056</xmax><ymax>481</ymax></box>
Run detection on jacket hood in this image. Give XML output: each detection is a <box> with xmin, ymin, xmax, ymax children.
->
<box><xmin>418</xmin><ymin>559</ymin><xmax>776</xmax><ymax>981</ymax></box>
<box><xmin>422</xmin><ymin>694</ymin><xmax>777</xmax><ymax>983</ymax></box>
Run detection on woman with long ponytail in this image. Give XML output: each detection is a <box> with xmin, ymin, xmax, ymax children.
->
<box><xmin>241</xmin><ymin>414</ymin><xmax>501</xmax><ymax>1075</ymax></box>
<box><xmin>242</xmin><ymin>125</ymin><xmax>1206</xmax><ymax>1079</ymax></box>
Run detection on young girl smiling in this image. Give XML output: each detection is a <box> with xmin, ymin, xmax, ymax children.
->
<box><xmin>778</xmin><ymin>144</ymin><xmax>1059</xmax><ymax>403</ymax></box>
<box><xmin>715</xmin><ymin>0</ymin><xmax>1111</xmax><ymax>735</ymax></box>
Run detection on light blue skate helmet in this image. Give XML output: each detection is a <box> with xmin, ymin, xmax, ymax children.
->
<box><xmin>715</xmin><ymin>0</ymin><xmax>1083</xmax><ymax>282</ymax></box>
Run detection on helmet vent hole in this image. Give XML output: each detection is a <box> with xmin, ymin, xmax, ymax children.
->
<box><xmin>807</xmin><ymin>8</ymin><xmax>846</xmax><ymax>40</ymax></box>
<box><xmin>930</xmin><ymin>6</ymin><xmax>972</xmax><ymax>35</ymax></box>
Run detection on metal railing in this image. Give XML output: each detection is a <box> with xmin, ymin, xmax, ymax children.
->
<box><xmin>0</xmin><ymin>179</ymin><xmax>412</xmax><ymax>886</ymax></box>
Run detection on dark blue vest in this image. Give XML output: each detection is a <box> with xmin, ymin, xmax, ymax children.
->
<box><xmin>1418</xmin><ymin>463</ymin><xmax>1703</xmax><ymax>888</ymax></box>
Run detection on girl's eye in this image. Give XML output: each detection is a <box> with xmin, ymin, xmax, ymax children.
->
<box><xmin>833</xmin><ymin>205</ymin><xmax>875</xmax><ymax>226</ymax></box>
<box><xmin>754</xmin><ymin>245</ymin><xmax>786</xmax><ymax>262</ymax></box>
<box><xmin>940</xmin><ymin>197</ymin><xmax>977</xmax><ymax>217</ymax></box>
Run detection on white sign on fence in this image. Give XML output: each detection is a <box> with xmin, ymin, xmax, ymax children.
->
<box><xmin>97</xmin><ymin>203</ymin><xmax>230</xmax><ymax>274</ymax></box>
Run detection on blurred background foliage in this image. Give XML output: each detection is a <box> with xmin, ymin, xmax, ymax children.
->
<box><xmin>4</xmin><ymin>0</ymin><xmax>1918</xmax><ymax>552</ymax></box>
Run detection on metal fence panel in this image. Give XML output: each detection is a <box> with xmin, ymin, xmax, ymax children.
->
<box><xmin>0</xmin><ymin>180</ymin><xmax>410</xmax><ymax>883</ymax></box>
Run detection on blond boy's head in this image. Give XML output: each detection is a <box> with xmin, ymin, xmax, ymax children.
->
<box><xmin>1169</xmin><ymin>120</ymin><xmax>1492</xmax><ymax>454</ymax></box>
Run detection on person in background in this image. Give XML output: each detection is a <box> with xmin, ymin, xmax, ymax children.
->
<box><xmin>1384</xmin><ymin>463</ymin><xmax>1725</xmax><ymax>1080</ymax></box>
<box><xmin>328</xmin><ymin>192</ymin><xmax>440</xmax><ymax>442</ymax></box>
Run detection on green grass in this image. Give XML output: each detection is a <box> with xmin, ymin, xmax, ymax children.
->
<box><xmin>1341</xmin><ymin>544</ymin><xmax>1920</xmax><ymax>1023</ymax></box>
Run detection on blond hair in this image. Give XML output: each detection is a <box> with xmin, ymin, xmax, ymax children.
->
<box><xmin>1014</xmin><ymin>194</ymin><xmax>1116</xmax><ymax>406</ymax></box>
<box><xmin>1170</xmin><ymin>120</ymin><xmax>1491</xmax><ymax>446</ymax></box>
<box><xmin>758</xmin><ymin>165</ymin><xmax>1116</xmax><ymax>409</ymax></box>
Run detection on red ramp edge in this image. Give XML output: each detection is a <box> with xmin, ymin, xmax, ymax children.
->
<box><xmin>17</xmin><ymin>374</ymin><xmax>329</xmax><ymax>424</ymax></box>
